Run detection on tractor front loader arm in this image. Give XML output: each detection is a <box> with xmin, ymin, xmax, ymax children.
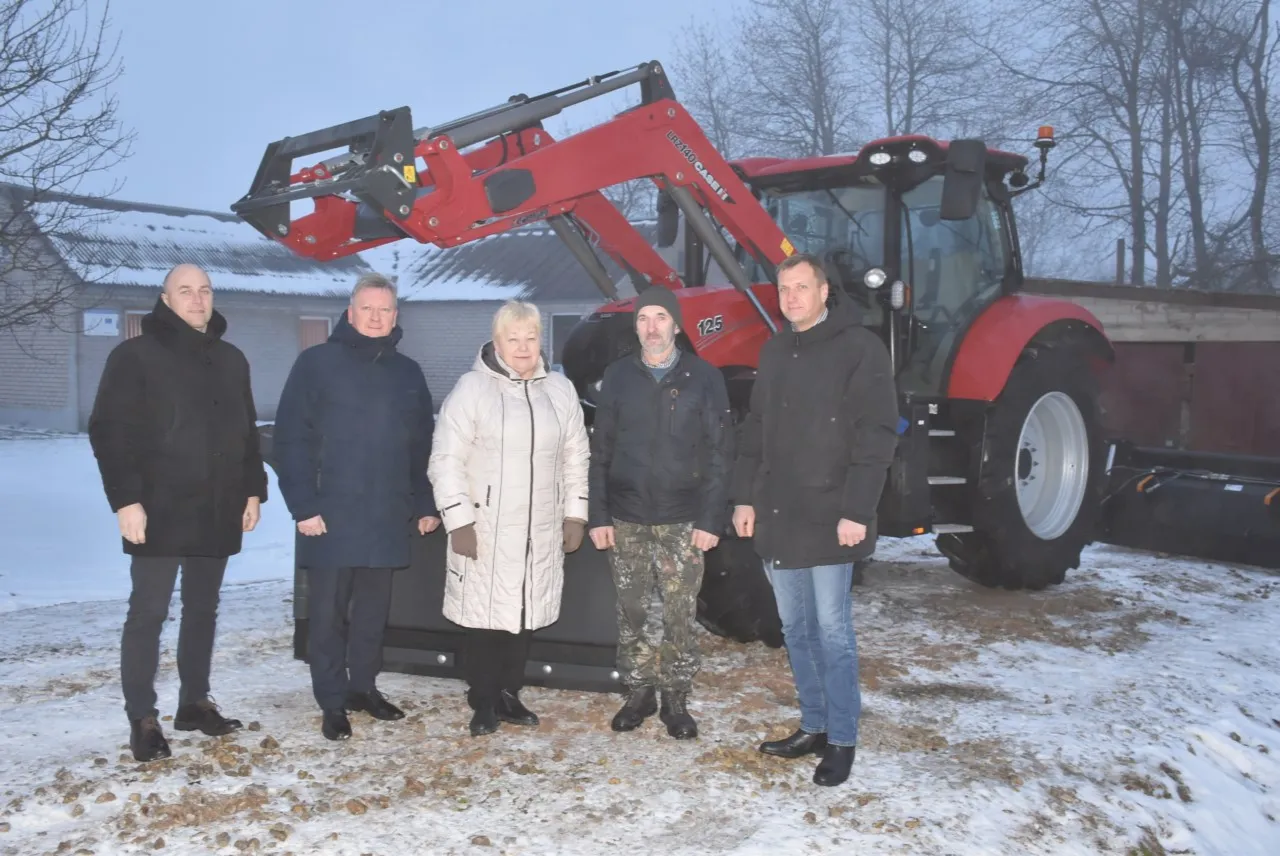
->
<box><xmin>230</xmin><ymin>60</ymin><xmax>791</xmax><ymax>327</ymax></box>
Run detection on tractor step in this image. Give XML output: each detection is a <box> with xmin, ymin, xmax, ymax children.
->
<box><xmin>928</xmin><ymin>429</ymin><xmax>956</xmax><ymax>437</ymax></box>
<box><xmin>928</xmin><ymin>475</ymin><xmax>968</xmax><ymax>485</ymax></box>
<box><xmin>932</xmin><ymin>523</ymin><xmax>974</xmax><ymax>534</ymax></box>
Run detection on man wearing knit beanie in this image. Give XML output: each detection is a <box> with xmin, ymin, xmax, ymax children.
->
<box><xmin>588</xmin><ymin>283</ymin><xmax>733</xmax><ymax>740</ymax></box>
<box><xmin>632</xmin><ymin>285</ymin><xmax>685</xmax><ymax>333</ymax></box>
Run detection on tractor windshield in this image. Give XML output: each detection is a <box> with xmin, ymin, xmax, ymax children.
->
<box><xmin>748</xmin><ymin>174</ymin><xmax>1012</xmax><ymax>395</ymax></box>
<box><xmin>751</xmin><ymin>182</ymin><xmax>890</xmax><ymax>328</ymax></box>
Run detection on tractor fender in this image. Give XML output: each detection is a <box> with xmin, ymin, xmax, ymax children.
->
<box><xmin>946</xmin><ymin>294</ymin><xmax>1113</xmax><ymax>401</ymax></box>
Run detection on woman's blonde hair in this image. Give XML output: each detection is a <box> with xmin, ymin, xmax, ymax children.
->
<box><xmin>492</xmin><ymin>299</ymin><xmax>543</xmax><ymax>340</ymax></box>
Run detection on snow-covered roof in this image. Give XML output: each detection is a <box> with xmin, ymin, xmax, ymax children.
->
<box><xmin>13</xmin><ymin>185</ymin><xmax>660</xmax><ymax>303</ymax></box>
<box><xmin>30</xmin><ymin>196</ymin><xmax>369</xmax><ymax>299</ymax></box>
<box><xmin>359</xmin><ymin>220</ymin><xmax>661</xmax><ymax>303</ymax></box>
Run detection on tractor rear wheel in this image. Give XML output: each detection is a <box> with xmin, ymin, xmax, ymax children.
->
<box><xmin>937</xmin><ymin>346</ymin><xmax>1106</xmax><ymax>590</ymax></box>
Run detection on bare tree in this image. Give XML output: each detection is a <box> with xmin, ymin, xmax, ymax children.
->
<box><xmin>668</xmin><ymin>18</ymin><xmax>751</xmax><ymax>159</ymax></box>
<box><xmin>731</xmin><ymin>0</ymin><xmax>860</xmax><ymax>156</ymax></box>
<box><xmin>0</xmin><ymin>0</ymin><xmax>132</xmax><ymax>334</ymax></box>
<box><xmin>856</xmin><ymin>0</ymin><xmax>989</xmax><ymax>138</ymax></box>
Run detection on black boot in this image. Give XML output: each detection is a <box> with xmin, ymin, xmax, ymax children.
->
<box><xmin>610</xmin><ymin>686</ymin><xmax>657</xmax><ymax>732</ymax></box>
<box><xmin>174</xmin><ymin>699</ymin><xmax>243</xmax><ymax>736</ymax></box>
<box><xmin>345</xmin><ymin>689</ymin><xmax>405</xmax><ymax>721</ymax></box>
<box><xmin>469</xmin><ymin>705</ymin><xmax>498</xmax><ymax>737</ymax></box>
<box><xmin>658</xmin><ymin>690</ymin><xmax>698</xmax><ymax>740</ymax></box>
<box><xmin>321</xmin><ymin>710</ymin><xmax>352</xmax><ymax>741</ymax></box>
<box><xmin>129</xmin><ymin>716</ymin><xmax>172</xmax><ymax>763</ymax></box>
<box><xmin>759</xmin><ymin>728</ymin><xmax>829</xmax><ymax>759</ymax></box>
<box><xmin>495</xmin><ymin>690</ymin><xmax>538</xmax><ymax>726</ymax></box>
<box><xmin>813</xmin><ymin>744</ymin><xmax>856</xmax><ymax>786</ymax></box>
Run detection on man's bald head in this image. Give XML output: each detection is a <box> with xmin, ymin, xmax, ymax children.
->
<box><xmin>160</xmin><ymin>264</ymin><xmax>215</xmax><ymax>332</ymax></box>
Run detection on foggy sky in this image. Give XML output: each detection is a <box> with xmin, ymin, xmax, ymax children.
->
<box><xmin>93</xmin><ymin>0</ymin><xmax>741</xmax><ymax>212</ymax></box>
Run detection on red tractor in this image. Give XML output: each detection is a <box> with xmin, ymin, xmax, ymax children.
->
<box><xmin>232</xmin><ymin>60</ymin><xmax>1112</xmax><ymax>604</ymax></box>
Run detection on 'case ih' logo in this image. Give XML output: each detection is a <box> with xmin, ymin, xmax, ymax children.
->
<box><xmin>666</xmin><ymin>131</ymin><xmax>733</xmax><ymax>203</ymax></box>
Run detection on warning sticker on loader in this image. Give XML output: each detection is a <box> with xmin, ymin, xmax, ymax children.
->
<box><xmin>781</xmin><ymin>238</ymin><xmax>795</xmax><ymax>256</ymax></box>
<box><xmin>403</xmin><ymin>165</ymin><xmax>417</xmax><ymax>184</ymax></box>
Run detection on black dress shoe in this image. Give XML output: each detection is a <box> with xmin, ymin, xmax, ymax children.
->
<box><xmin>759</xmin><ymin>728</ymin><xmax>829</xmax><ymax>759</ymax></box>
<box><xmin>495</xmin><ymin>690</ymin><xmax>538</xmax><ymax>726</ymax></box>
<box><xmin>658</xmin><ymin>691</ymin><xmax>698</xmax><ymax>740</ymax></box>
<box><xmin>322</xmin><ymin>710</ymin><xmax>352</xmax><ymax>741</ymax></box>
<box><xmin>345</xmin><ymin>689</ymin><xmax>405</xmax><ymax>721</ymax></box>
<box><xmin>813</xmin><ymin>744</ymin><xmax>856</xmax><ymax>786</ymax></box>
<box><xmin>129</xmin><ymin>716</ymin><xmax>172</xmax><ymax>763</ymax></box>
<box><xmin>469</xmin><ymin>705</ymin><xmax>498</xmax><ymax>737</ymax></box>
<box><xmin>610</xmin><ymin>686</ymin><xmax>657</xmax><ymax>732</ymax></box>
<box><xmin>174</xmin><ymin>699</ymin><xmax>243</xmax><ymax>736</ymax></box>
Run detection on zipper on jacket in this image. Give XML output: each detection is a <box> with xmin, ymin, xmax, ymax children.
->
<box><xmin>522</xmin><ymin>379</ymin><xmax>535</xmax><ymax>631</ymax></box>
<box><xmin>485</xmin><ymin>485</ymin><xmax>491</xmax><ymax>507</ymax></box>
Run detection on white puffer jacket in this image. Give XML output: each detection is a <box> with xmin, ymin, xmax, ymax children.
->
<box><xmin>428</xmin><ymin>343</ymin><xmax>590</xmax><ymax>633</ymax></box>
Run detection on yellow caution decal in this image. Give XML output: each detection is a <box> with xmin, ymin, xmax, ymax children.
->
<box><xmin>403</xmin><ymin>165</ymin><xmax>417</xmax><ymax>184</ymax></box>
<box><xmin>781</xmin><ymin>238</ymin><xmax>795</xmax><ymax>256</ymax></box>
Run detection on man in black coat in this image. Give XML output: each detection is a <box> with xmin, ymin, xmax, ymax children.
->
<box><xmin>273</xmin><ymin>272</ymin><xmax>439</xmax><ymax>741</ymax></box>
<box><xmin>88</xmin><ymin>263</ymin><xmax>269</xmax><ymax>763</ymax></box>
<box><xmin>731</xmin><ymin>252</ymin><xmax>899</xmax><ymax>787</ymax></box>
<box><xmin>588</xmin><ymin>285</ymin><xmax>734</xmax><ymax>740</ymax></box>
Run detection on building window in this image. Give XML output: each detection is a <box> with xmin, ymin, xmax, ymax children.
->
<box><xmin>125</xmin><ymin>311</ymin><xmax>147</xmax><ymax>339</ymax></box>
<box><xmin>299</xmin><ymin>316</ymin><xmax>331</xmax><ymax>351</ymax></box>
<box><xmin>549</xmin><ymin>313</ymin><xmax>585</xmax><ymax>369</ymax></box>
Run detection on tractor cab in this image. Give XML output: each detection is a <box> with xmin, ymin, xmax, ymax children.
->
<box><xmin>721</xmin><ymin>132</ymin><xmax>1055</xmax><ymax>397</ymax></box>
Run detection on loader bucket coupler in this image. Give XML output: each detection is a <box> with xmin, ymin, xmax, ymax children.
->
<box><xmin>231</xmin><ymin>106</ymin><xmax>418</xmax><ymax>240</ymax></box>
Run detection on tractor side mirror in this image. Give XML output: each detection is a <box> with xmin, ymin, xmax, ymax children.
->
<box><xmin>939</xmin><ymin>139</ymin><xmax>987</xmax><ymax>221</ymax></box>
<box><xmin>656</xmin><ymin>190</ymin><xmax>679</xmax><ymax>247</ymax></box>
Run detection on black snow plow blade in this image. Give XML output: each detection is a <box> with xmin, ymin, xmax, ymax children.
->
<box><xmin>257</xmin><ymin>426</ymin><xmax>781</xmax><ymax>694</ymax></box>
<box><xmin>1099</xmin><ymin>442</ymin><xmax>1280</xmax><ymax>570</ymax></box>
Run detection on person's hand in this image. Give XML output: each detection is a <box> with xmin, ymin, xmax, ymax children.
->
<box><xmin>732</xmin><ymin>505</ymin><xmax>755</xmax><ymax>538</ymax></box>
<box><xmin>563</xmin><ymin>519</ymin><xmax>586</xmax><ymax>552</ymax></box>
<box><xmin>589</xmin><ymin>526</ymin><xmax>615</xmax><ymax>550</ymax></box>
<box><xmin>450</xmin><ymin>523</ymin><xmax>478</xmax><ymax>559</ymax></box>
<box><xmin>418</xmin><ymin>516</ymin><xmax>441</xmax><ymax>535</ymax></box>
<box><xmin>691</xmin><ymin>528</ymin><xmax>720</xmax><ymax>551</ymax></box>
<box><xmin>242</xmin><ymin>497</ymin><xmax>261</xmax><ymax>532</ymax></box>
<box><xmin>837</xmin><ymin>519</ymin><xmax>867</xmax><ymax>547</ymax></box>
<box><xmin>297</xmin><ymin>515</ymin><xmax>327</xmax><ymax>536</ymax></box>
<box><xmin>117</xmin><ymin>503</ymin><xmax>147</xmax><ymax>545</ymax></box>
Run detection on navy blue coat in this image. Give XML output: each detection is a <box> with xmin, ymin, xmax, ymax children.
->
<box><xmin>273</xmin><ymin>314</ymin><xmax>437</xmax><ymax>570</ymax></box>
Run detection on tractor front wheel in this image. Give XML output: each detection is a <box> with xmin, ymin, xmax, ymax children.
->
<box><xmin>937</xmin><ymin>346</ymin><xmax>1106</xmax><ymax>590</ymax></box>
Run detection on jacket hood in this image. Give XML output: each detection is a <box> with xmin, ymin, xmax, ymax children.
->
<box><xmin>140</xmin><ymin>295</ymin><xmax>228</xmax><ymax>346</ymax></box>
<box><xmin>330</xmin><ymin>311</ymin><xmax>403</xmax><ymax>355</ymax></box>
<box><xmin>474</xmin><ymin>340</ymin><xmax>548</xmax><ymax>382</ymax></box>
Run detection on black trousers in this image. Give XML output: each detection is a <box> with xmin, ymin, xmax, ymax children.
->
<box><xmin>121</xmin><ymin>555</ymin><xmax>228</xmax><ymax>721</ymax></box>
<box><xmin>462</xmin><ymin>627</ymin><xmax>532</xmax><ymax>710</ymax></box>
<box><xmin>306</xmin><ymin>567</ymin><xmax>394</xmax><ymax>713</ymax></box>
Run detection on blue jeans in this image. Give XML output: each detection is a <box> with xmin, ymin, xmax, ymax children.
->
<box><xmin>763</xmin><ymin>561</ymin><xmax>860</xmax><ymax>747</ymax></box>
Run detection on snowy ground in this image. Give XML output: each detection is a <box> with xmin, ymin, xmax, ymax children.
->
<box><xmin>2</xmin><ymin>431</ymin><xmax>1279</xmax><ymax>855</ymax></box>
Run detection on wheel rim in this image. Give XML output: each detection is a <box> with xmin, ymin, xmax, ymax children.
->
<box><xmin>1014</xmin><ymin>391</ymin><xmax>1089</xmax><ymax>541</ymax></box>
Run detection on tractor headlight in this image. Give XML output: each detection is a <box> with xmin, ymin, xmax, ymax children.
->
<box><xmin>864</xmin><ymin>267</ymin><xmax>887</xmax><ymax>289</ymax></box>
<box><xmin>869</xmin><ymin>151</ymin><xmax>892</xmax><ymax>166</ymax></box>
<box><xmin>907</xmin><ymin>149</ymin><xmax>927</xmax><ymax>163</ymax></box>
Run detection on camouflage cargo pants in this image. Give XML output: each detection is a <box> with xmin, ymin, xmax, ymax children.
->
<box><xmin>609</xmin><ymin>520</ymin><xmax>705</xmax><ymax>693</ymax></box>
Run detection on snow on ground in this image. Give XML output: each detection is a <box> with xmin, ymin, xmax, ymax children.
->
<box><xmin>1</xmin><ymin>432</ymin><xmax>1279</xmax><ymax>855</ymax></box>
<box><xmin>0</xmin><ymin>428</ymin><xmax>296</xmax><ymax>613</ymax></box>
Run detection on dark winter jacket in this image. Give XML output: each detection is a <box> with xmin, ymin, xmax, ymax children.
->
<box><xmin>272</xmin><ymin>313</ymin><xmax>437</xmax><ymax>571</ymax></box>
<box><xmin>88</xmin><ymin>298</ymin><xmax>268</xmax><ymax>559</ymax></box>
<box><xmin>729</xmin><ymin>298</ymin><xmax>899</xmax><ymax>567</ymax></box>
<box><xmin>588</xmin><ymin>348</ymin><xmax>734</xmax><ymax>533</ymax></box>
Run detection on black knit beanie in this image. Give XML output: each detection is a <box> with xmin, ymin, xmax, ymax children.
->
<box><xmin>633</xmin><ymin>285</ymin><xmax>685</xmax><ymax>331</ymax></box>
